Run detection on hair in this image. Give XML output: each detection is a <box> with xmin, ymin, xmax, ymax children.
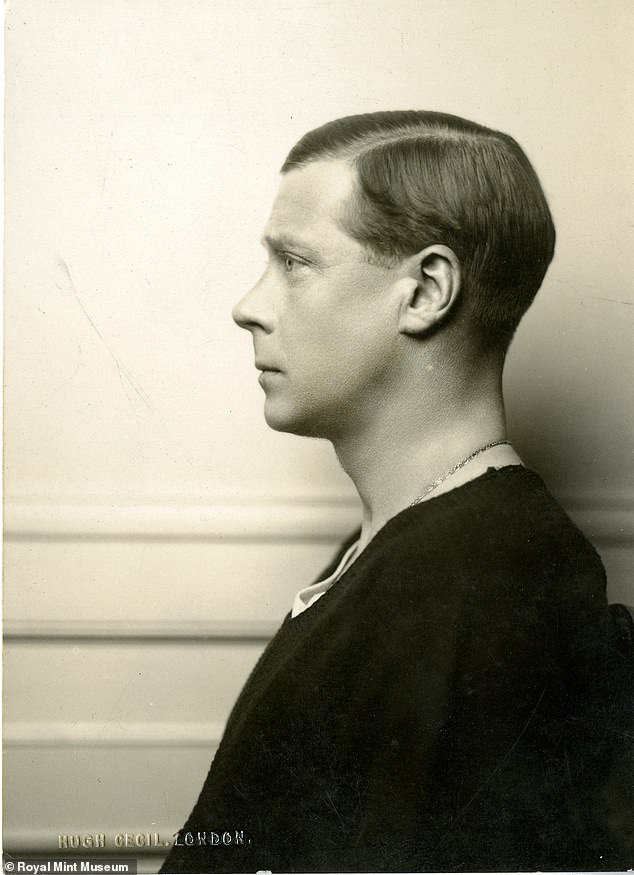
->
<box><xmin>282</xmin><ymin>111</ymin><xmax>556</xmax><ymax>350</ymax></box>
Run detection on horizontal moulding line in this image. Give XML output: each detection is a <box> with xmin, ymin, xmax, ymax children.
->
<box><xmin>4</xmin><ymin>720</ymin><xmax>225</xmax><ymax>749</ymax></box>
<box><xmin>3</xmin><ymin>619</ymin><xmax>280</xmax><ymax>641</ymax></box>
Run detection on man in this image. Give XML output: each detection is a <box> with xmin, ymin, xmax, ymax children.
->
<box><xmin>162</xmin><ymin>111</ymin><xmax>632</xmax><ymax>872</ymax></box>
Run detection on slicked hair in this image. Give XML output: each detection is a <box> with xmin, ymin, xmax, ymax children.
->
<box><xmin>282</xmin><ymin>111</ymin><xmax>556</xmax><ymax>350</ymax></box>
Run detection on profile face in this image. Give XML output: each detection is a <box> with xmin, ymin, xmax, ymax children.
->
<box><xmin>232</xmin><ymin>160</ymin><xmax>401</xmax><ymax>439</ymax></box>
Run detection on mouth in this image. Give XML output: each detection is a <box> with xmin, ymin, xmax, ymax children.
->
<box><xmin>258</xmin><ymin>368</ymin><xmax>282</xmax><ymax>387</ymax></box>
<box><xmin>255</xmin><ymin>362</ymin><xmax>281</xmax><ymax>373</ymax></box>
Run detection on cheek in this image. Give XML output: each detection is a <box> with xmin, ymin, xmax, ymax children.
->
<box><xmin>282</xmin><ymin>284</ymin><xmax>393</xmax><ymax>384</ymax></box>
<box><xmin>334</xmin><ymin>318</ymin><xmax>395</xmax><ymax>376</ymax></box>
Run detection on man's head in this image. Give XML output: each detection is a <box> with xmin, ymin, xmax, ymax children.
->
<box><xmin>233</xmin><ymin>111</ymin><xmax>555</xmax><ymax>439</ymax></box>
<box><xmin>282</xmin><ymin>111</ymin><xmax>556</xmax><ymax>350</ymax></box>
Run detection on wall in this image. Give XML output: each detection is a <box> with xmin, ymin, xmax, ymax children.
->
<box><xmin>4</xmin><ymin>1</ymin><xmax>633</xmax><ymax>870</ymax></box>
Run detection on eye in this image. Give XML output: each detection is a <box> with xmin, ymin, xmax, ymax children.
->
<box><xmin>274</xmin><ymin>249</ymin><xmax>310</xmax><ymax>276</ymax></box>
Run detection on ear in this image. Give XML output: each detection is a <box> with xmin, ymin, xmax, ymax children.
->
<box><xmin>395</xmin><ymin>245</ymin><xmax>461</xmax><ymax>337</ymax></box>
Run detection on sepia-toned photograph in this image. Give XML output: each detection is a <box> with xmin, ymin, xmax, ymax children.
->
<box><xmin>4</xmin><ymin>1</ymin><xmax>633</xmax><ymax>873</ymax></box>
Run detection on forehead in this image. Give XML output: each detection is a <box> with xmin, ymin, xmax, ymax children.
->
<box><xmin>263</xmin><ymin>159</ymin><xmax>359</xmax><ymax>252</ymax></box>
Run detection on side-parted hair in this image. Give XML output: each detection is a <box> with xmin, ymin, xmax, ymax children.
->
<box><xmin>282</xmin><ymin>111</ymin><xmax>556</xmax><ymax>350</ymax></box>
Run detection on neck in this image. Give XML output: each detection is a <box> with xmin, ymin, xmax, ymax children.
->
<box><xmin>332</xmin><ymin>356</ymin><xmax>520</xmax><ymax>551</ymax></box>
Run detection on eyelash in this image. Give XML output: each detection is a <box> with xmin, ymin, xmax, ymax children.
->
<box><xmin>276</xmin><ymin>251</ymin><xmax>308</xmax><ymax>273</ymax></box>
<box><xmin>283</xmin><ymin>254</ymin><xmax>300</xmax><ymax>272</ymax></box>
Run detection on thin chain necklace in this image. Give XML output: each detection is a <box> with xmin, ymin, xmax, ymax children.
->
<box><xmin>410</xmin><ymin>439</ymin><xmax>511</xmax><ymax>507</ymax></box>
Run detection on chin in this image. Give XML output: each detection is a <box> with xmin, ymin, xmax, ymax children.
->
<box><xmin>263</xmin><ymin>399</ymin><xmax>329</xmax><ymax>439</ymax></box>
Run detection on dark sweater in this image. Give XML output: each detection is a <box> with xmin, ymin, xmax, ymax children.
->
<box><xmin>161</xmin><ymin>467</ymin><xmax>632</xmax><ymax>873</ymax></box>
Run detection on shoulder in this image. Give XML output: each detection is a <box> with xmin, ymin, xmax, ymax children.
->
<box><xmin>364</xmin><ymin>465</ymin><xmax>604</xmax><ymax>596</ymax></box>
<box><xmin>343</xmin><ymin>467</ymin><xmax>607</xmax><ymax>664</ymax></box>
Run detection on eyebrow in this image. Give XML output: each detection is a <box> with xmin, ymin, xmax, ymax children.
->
<box><xmin>261</xmin><ymin>233</ymin><xmax>320</xmax><ymax>257</ymax></box>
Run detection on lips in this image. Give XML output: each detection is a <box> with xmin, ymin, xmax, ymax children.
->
<box><xmin>255</xmin><ymin>362</ymin><xmax>281</xmax><ymax>372</ymax></box>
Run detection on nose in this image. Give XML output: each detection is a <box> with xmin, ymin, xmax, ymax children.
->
<box><xmin>232</xmin><ymin>272</ymin><xmax>275</xmax><ymax>334</ymax></box>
